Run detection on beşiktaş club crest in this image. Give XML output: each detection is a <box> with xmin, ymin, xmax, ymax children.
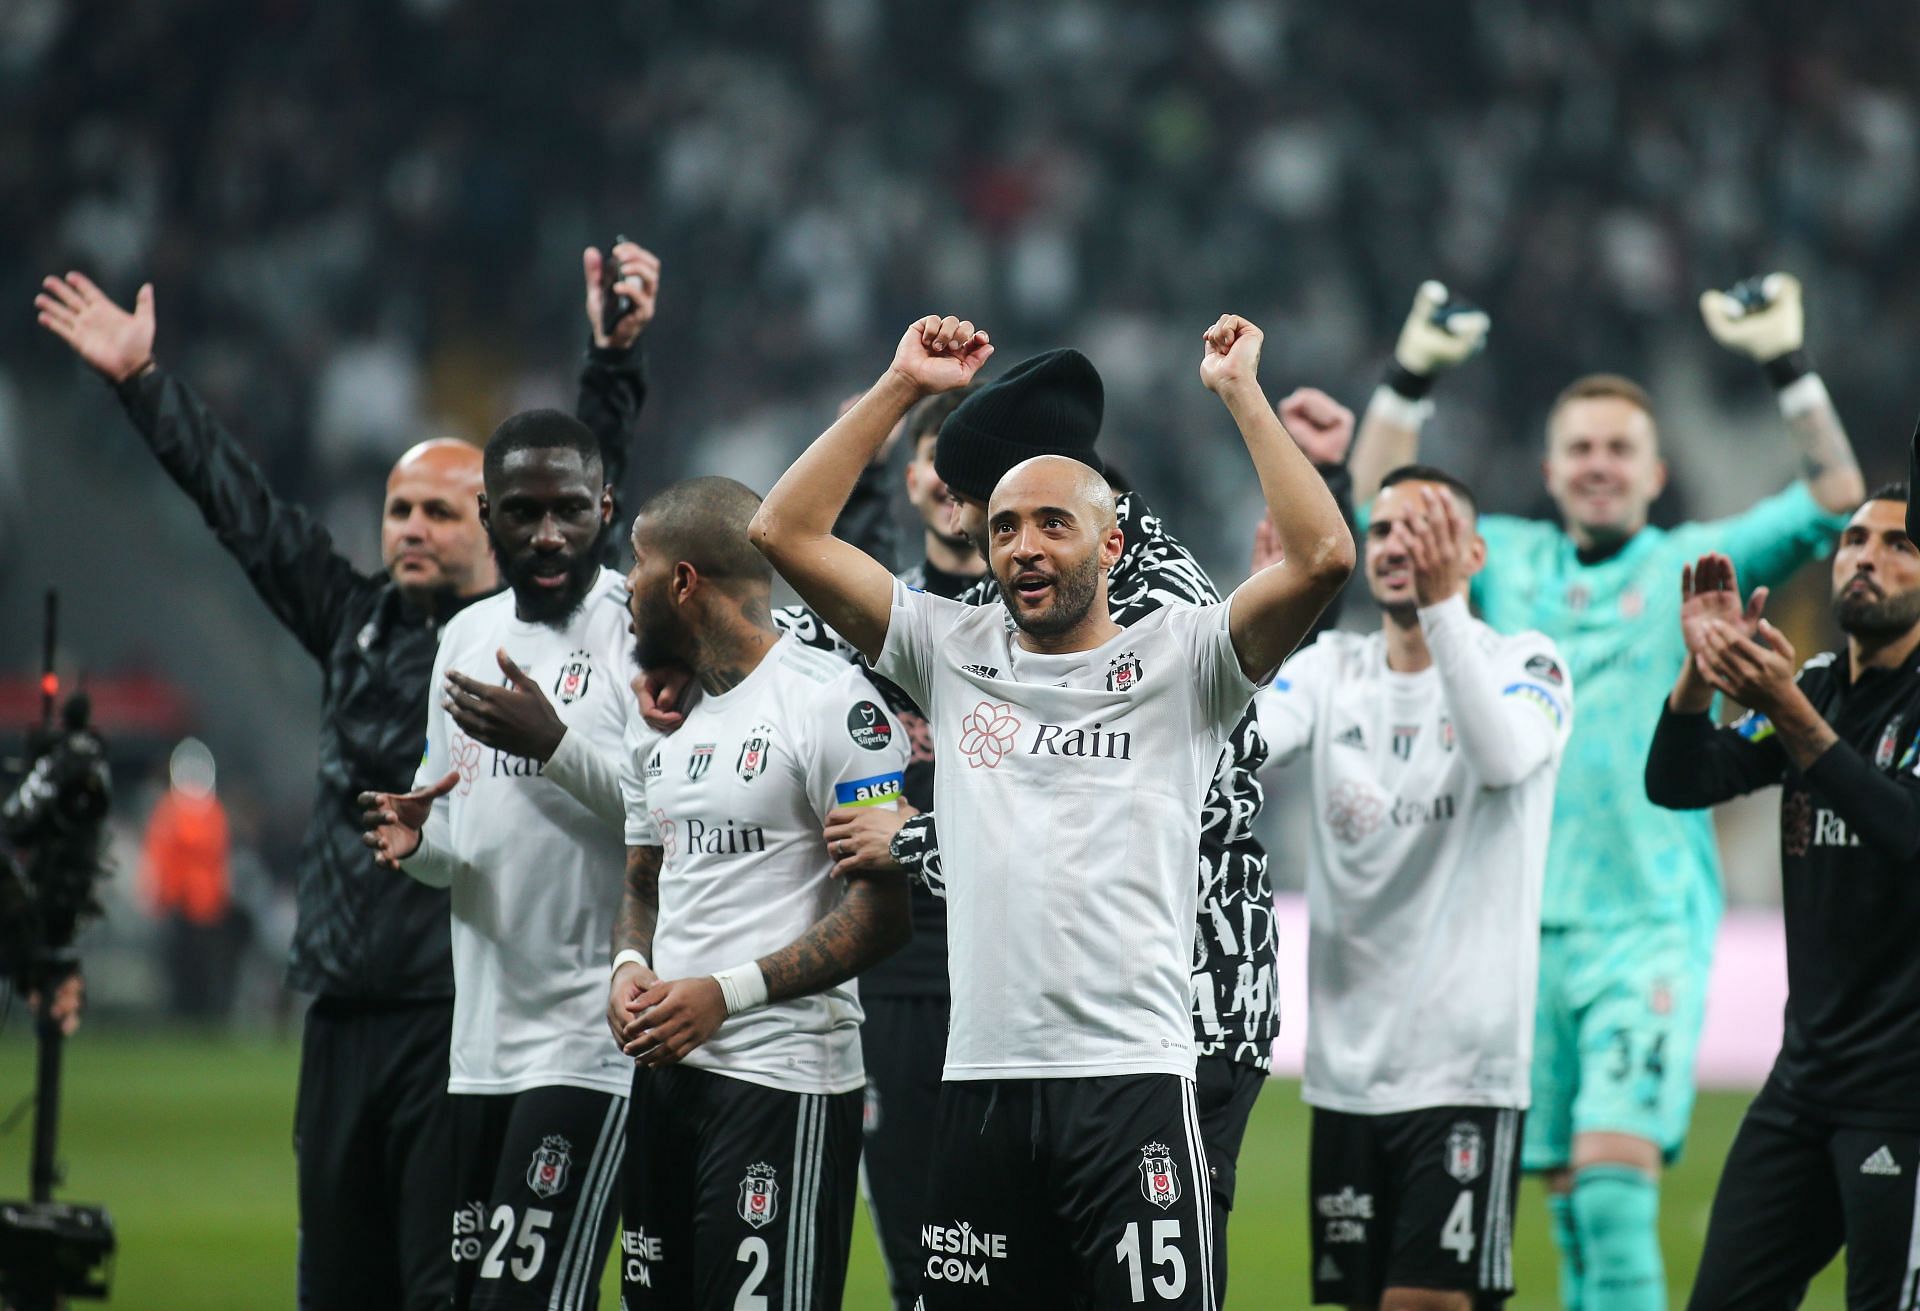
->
<box><xmin>1106</xmin><ymin>651</ymin><xmax>1143</xmax><ymax>692</ymax></box>
<box><xmin>737</xmin><ymin>1162</ymin><xmax>779</xmax><ymax>1229</ymax></box>
<box><xmin>552</xmin><ymin>650</ymin><xmax>594</xmax><ymax>704</ymax></box>
<box><xmin>687</xmin><ymin>743</ymin><xmax>715</xmax><ymax>780</ymax></box>
<box><xmin>1874</xmin><ymin>716</ymin><xmax>1903</xmax><ymax>769</ymax></box>
<box><xmin>736</xmin><ymin>726</ymin><xmax>773</xmax><ymax>781</ymax></box>
<box><xmin>1445</xmin><ymin>1122</ymin><xmax>1484</xmax><ymax>1184</ymax></box>
<box><xmin>527</xmin><ymin>1135</ymin><xmax>572</xmax><ymax>1199</ymax></box>
<box><xmin>1138</xmin><ymin>1143</ymin><xmax>1181</xmax><ymax>1210</ymax></box>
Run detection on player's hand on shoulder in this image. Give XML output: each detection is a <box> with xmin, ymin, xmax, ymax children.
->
<box><xmin>624</xmin><ymin>976</ymin><xmax>727</xmax><ymax>1067</ymax></box>
<box><xmin>1699</xmin><ymin>272</ymin><xmax>1803</xmax><ymax>363</ymax></box>
<box><xmin>1200</xmin><ymin>314</ymin><xmax>1264</xmax><ymax>396</ymax></box>
<box><xmin>584</xmin><ymin>239</ymin><xmax>662</xmax><ymax>351</ymax></box>
<box><xmin>823</xmin><ymin>803</ymin><xmax>915</xmax><ymax>879</ymax></box>
<box><xmin>888</xmin><ymin>315</ymin><xmax>993</xmax><ymax>397</ymax></box>
<box><xmin>1394</xmin><ymin>280</ymin><xmax>1489</xmax><ymax>377</ymax></box>
<box><xmin>443</xmin><ymin>649</ymin><xmax>566</xmax><ymax>762</ymax></box>
<box><xmin>1277</xmin><ymin>387</ymin><xmax>1354</xmax><ymax>465</ymax></box>
<box><xmin>358</xmin><ymin>771</ymin><xmax>458</xmax><ymax>869</ymax></box>
<box><xmin>34</xmin><ymin>272</ymin><xmax>156</xmax><ymax>383</ymax></box>
<box><xmin>607</xmin><ymin>959</ymin><xmax>659</xmax><ymax>1050</ymax></box>
<box><xmin>634</xmin><ymin>667</ymin><xmax>698</xmax><ymax>734</ymax></box>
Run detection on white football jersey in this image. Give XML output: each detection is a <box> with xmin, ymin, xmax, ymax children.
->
<box><xmin>621</xmin><ymin>635</ymin><xmax>908</xmax><ymax>1096</ymax></box>
<box><xmin>412</xmin><ymin>569</ymin><xmax>636</xmax><ymax>1097</ymax></box>
<box><xmin>873</xmin><ymin>579</ymin><xmax>1258</xmax><ymax>1081</ymax></box>
<box><xmin>1257</xmin><ymin>598</ymin><xmax>1572</xmax><ymax>1113</ymax></box>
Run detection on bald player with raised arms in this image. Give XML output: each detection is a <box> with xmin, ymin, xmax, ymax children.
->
<box><xmin>752</xmin><ymin>312</ymin><xmax>1352</xmax><ymax>1308</ymax></box>
<box><xmin>35</xmin><ymin>244</ymin><xmax>661</xmax><ymax>1311</ymax></box>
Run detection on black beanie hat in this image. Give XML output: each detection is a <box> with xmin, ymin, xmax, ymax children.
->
<box><xmin>934</xmin><ymin>348</ymin><xmax>1104</xmax><ymax>503</ymax></box>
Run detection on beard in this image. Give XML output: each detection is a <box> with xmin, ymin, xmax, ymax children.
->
<box><xmin>1833</xmin><ymin>576</ymin><xmax>1920</xmax><ymax>638</ymax></box>
<box><xmin>490</xmin><ymin>529</ymin><xmax>600</xmax><ymax>627</ymax></box>
<box><xmin>630</xmin><ymin>590</ymin><xmax>686</xmax><ymax>672</ymax></box>
<box><xmin>999</xmin><ymin>552</ymin><xmax>1101</xmax><ymax>639</ymax></box>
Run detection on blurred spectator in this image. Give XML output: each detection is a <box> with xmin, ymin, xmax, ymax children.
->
<box><xmin>140</xmin><ymin>737</ymin><xmax>242</xmax><ymax>1023</ymax></box>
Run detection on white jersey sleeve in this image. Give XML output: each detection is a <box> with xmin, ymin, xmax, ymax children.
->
<box><xmin>545</xmin><ymin>714</ymin><xmax>629</xmax><ymax>830</ymax></box>
<box><xmin>1255</xmin><ymin>636</ymin><xmax>1334</xmax><ymax>767</ymax></box>
<box><xmin>400</xmin><ymin>630</ymin><xmax>462</xmax><ymax>889</ymax></box>
<box><xmin>619</xmin><ymin>715</ymin><xmax>662</xmax><ymax>847</ymax></box>
<box><xmin>1419</xmin><ymin>595</ymin><xmax>1573</xmax><ymax>789</ymax></box>
<box><xmin>1164</xmin><ymin>595</ymin><xmax>1262</xmax><ymax>739</ymax></box>
<box><xmin>801</xmin><ymin>668</ymin><xmax>909</xmax><ymax>824</ymax></box>
<box><xmin>872</xmin><ymin>578</ymin><xmax>974</xmax><ymax>712</ymax></box>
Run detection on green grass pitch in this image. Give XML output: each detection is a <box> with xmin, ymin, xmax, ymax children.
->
<box><xmin>0</xmin><ymin>1032</ymin><xmax>1851</xmax><ymax>1308</ymax></box>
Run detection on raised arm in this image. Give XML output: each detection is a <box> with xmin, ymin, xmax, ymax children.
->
<box><xmin>750</xmin><ymin>316</ymin><xmax>993</xmax><ymax>662</ymax></box>
<box><xmin>1700</xmin><ymin>273</ymin><xmax>1864</xmax><ymax>514</ymax></box>
<box><xmin>35</xmin><ymin>273</ymin><xmax>362</xmax><ymax>657</ymax></box>
<box><xmin>1349</xmin><ymin>282</ymin><xmax>1491</xmax><ymax>505</ymax></box>
<box><xmin>577</xmin><ymin>239</ymin><xmax>661</xmax><ymax>564</ymax></box>
<box><xmin>1200</xmin><ymin>315</ymin><xmax>1356</xmax><ymax>681</ymax></box>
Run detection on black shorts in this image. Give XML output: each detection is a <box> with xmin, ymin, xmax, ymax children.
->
<box><xmin>859</xmin><ymin>994</ymin><xmax>950</xmax><ymax>1311</ymax></box>
<box><xmin>1193</xmin><ymin>1056</ymin><xmax>1267</xmax><ymax>1305</ymax></box>
<box><xmin>620</xmin><ymin>1064</ymin><xmax>863</xmax><ymax>1309</ymax></box>
<box><xmin>295</xmin><ymin>996</ymin><xmax>454</xmax><ymax>1311</ymax></box>
<box><xmin>917</xmin><ymin>1074</ymin><xmax>1217</xmax><ymax>1309</ymax></box>
<box><xmin>1687</xmin><ymin>1080</ymin><xmax>1920</xmax><ymax>1310</ymax></box>
<box><xmin>1308</xmin><ymin>1104</ymin><xmax>1523</xmax><ymax>1307</ymax></box>
<box><xmin>449</xmin><ymin>1085</ymin><xmax>627</xmax><ymax>1311</ymax></box>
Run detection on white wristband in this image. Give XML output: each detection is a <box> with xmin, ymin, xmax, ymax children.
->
<box><xmin>712</xmin><ymin>963</ymin><xmax>769</xmax><ymax>1017</ymax></box>
<box><xmin>1776</xmin><ymin>372</ymin><xmax>1831</xmax><ymax>420</ymax></box>
<box><xmin>612</xmin><ymin>949</ymin><xmax>650</xmax><ymax>976</ymax></box>
<box><xmin>1368</xmin><ymin>383</ymin><xmax>1436</xmax><ymax>431</ymax></box>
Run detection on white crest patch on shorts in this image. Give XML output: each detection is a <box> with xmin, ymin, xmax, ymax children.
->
<box><xmin>527</xmin><ymin>1134</ymin><xmax>572</xmax><ymax>1198</ymax></box>
<box><xmin>738</xmin><ymin>1162</ymin><xmax>780</xmax><ymax>1229</ymax></box>
<box><xmin>1139</xmin><ymin>1142</ymin><xmax>1181</xmax><ymax>1210</ymax></box>
<box><xmin>1444</xmin><ymin>1121</ymin><xmax>1484</xmax><ymax>1184</ymax></box>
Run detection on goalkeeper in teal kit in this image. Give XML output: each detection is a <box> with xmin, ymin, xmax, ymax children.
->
<box><xmin>1349</xmin><ymin>276</ymin><xmax>1864</xmax><ymax>1310</ymax></box>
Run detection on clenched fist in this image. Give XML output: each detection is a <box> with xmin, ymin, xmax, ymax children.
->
<box><xmin>1200</xmin><ymin>314</ymin><xmax>1264</xmax><ymax>395</ymax></box>
<box><xmin>888</xmin><ymin>316</ymin><xmax>993</xmax><ymax>397</ymax></box>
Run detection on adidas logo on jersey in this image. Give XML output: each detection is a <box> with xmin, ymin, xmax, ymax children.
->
<box><xmin>1861</xmin><ymin>1146</ymin><xmax>1903</xmax><ymax>1177</ymax></box>
<box><xmin>1334</xmin><ymin>724</ymin><xmax>1365</xmax><ymax>749</ymax></box>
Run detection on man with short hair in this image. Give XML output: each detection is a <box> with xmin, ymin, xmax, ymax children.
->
<box><xmin>1256</xmin><ymin>465</ymin><xmax>1571</xmax><ymax>1309</ymax></box>
<box><xmin>606</xmin><ymin>475</ymin><xmax>912</xmax><ymax>1309</ymax></box>
<box><xmin>1645</xmin><ymin>486</ymin><xmax>1920</xmax><ymax>1309</ymax></box>
<box><xmin>1349</xmin><ymin>275</ymin><xmax>1863</xmax><ymax>1310</ymax></box>
<box><xmin>34</xmin><ymin>247</ymin><xmax>659</xmax><ymax>1310</ymax></box>
<box><xmin>360</xmin><ymin>409</ymin><xmax>641</xmax><ymax>1310</ymax></box>
<box><xmin>750</xmin><ymin>312</ymin><xmax>1353</xmax><ymax>1306</ymax></box>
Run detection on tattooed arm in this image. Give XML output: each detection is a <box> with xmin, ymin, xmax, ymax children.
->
<box><xmin>1783</xmin><ymin>393</ymin><xmax>1865</xmax><ymax>514</ymax></box>
<box><xmin>608</xmin><ymin>845</ymin><xmax>663</xmax><ymax>1051</ymax></box>
<box><xmin>622</xmin><ymin>869</ymin><xmax>909</xmax><ymax>1067</ymax></box>
<box><xmin>758</xmin><ymin>869</ymin><xmax>911</xmax><ymax>1002</ymax></box>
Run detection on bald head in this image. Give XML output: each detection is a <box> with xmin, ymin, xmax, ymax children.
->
<box><xmin>987</xmin><ymin>455</ymin><xmax>1123</xmax><ymax>645</ymax></box>
<box><xmin>382</xmin><ymin>437</ymin><xmax>494</xmax><ymax>602</ymax></box>
<box><xmin>991</xmin><ymin>455</ymin><xmax>1116</xmax><ymax>532</ymax></box>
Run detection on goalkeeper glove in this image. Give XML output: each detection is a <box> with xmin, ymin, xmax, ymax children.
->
<box><xmin>1387</xmin><ymin>281</ymin><xmax>1490</xmax><ymax>399</ymax></box>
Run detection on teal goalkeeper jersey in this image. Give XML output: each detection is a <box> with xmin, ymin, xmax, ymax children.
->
<box><xmin>1470</xmin><ymin>482</ymin><xmax>1847</xmax><ymax>929</ymax></box>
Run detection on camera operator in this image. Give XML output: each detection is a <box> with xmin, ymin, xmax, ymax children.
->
<box><xmin>33</xmin><ymin>242</ymin><xmax>661</xmax><ymax>1311</ymax></box>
